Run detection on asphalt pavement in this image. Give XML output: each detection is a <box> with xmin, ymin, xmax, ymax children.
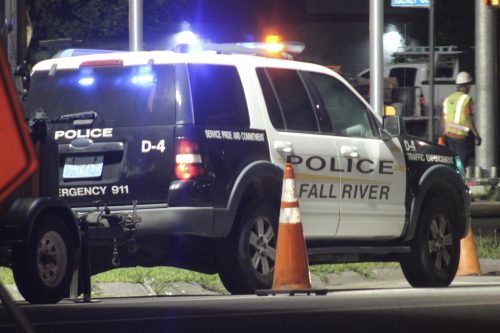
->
<box><xmin>4</xmin><ymin>258</ymin><xmax>500</xmax><ymax>301</ymax></box>
<box><xmin>5</xmin><ymin>284</ymin><xmax>500</xmax><ymax>333</ymax></box>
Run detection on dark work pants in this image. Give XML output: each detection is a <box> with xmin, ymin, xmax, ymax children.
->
<box><xmin>446</xmin><ymin>136</ymin><xmax>468</xmax><ymax>169</ymax></box>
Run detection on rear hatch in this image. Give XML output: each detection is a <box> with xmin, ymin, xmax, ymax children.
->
<box><xmin>22</xmin><ymin>60</ymin><xmax>176</xmax><ymax>208</ymax></box>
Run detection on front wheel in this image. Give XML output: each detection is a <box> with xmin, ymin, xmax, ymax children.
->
<box><xmin>216</xmin><ymin>198</ymin><xmax>278</xmax><ymax>294</ymax></box>
<box><xmin>12</xmin><ymin>213</ymin><xmax>76</xmax><ymax>304</ymax></box>
<box><xmin>400</xmin><ymin>197</ymin><xmax>460</xmax><ymax>287</ymax></box>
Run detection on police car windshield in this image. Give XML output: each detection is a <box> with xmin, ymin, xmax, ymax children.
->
<box><xmin>22</xmin><ymin>64</ymin><xmax>175</xmax><ymax>127</ymax></box>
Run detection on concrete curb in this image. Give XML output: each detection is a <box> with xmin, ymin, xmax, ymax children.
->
<box><xmin>4</xmin><ymin>259</ymin><xmax>500</xmax><ymax>301</ymax></box>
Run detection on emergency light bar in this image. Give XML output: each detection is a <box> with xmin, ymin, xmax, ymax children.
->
<box><xmin>173</xmin><ymin>41</ymin><xmax>305</xmax><ymax>59</ymax></box>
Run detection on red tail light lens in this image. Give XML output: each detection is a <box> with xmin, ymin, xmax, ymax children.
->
<box><xmin>176</xmin><ymin>140</ymin><xmax>199</xmax><ymax>154</ymax></box>
<box><xmin>175</xmin><ymin>163</ymin><xmax>204</xmax><ymax>179</ymax></box>
<box><xmin>175</xmin><ymin>140</ymin><xmax>203</xmax><ymax>180</ymax></box>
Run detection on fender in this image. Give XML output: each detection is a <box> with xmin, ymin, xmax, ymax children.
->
<box><xmin>212</xmin><ymin>161</ymin><xmax>283</xmax><ymax>237</ymax></box>
<box><xmin>1</xmin><ymin>197</ymin><xmax>81</xmax><ymax>247</ymax></box>
<box><xmin>401</xmin><ymin>164</ymin><xmax>469</xmax><ymax>242</ymax></box>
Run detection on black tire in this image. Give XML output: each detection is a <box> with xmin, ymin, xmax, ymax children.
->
<box><xmin>400</xmin><ymin>197</ymin><xmax>460</xmax><ymax>287</ymax></box>
<box><xmin>12</xmin><ymin>213</ymin><xmax>76</xmax><ymax>304</ymax></box>
<box><xmin>216</xmin><ymin>198</ymin><xmax>279</xmax><ymax>294</ymax></box>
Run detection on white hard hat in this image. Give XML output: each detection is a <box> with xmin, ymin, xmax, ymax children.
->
<box><xmin>456</xmin><ymin>72</ymin><xmax>473</xmax><ymax>85</ymax></box>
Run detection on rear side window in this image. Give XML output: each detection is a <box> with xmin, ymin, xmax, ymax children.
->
<box><xmin>188</xmin><ymin>64</ymin><xmax>249</xmax><ymax>128</ymax></box>
<box><xmin>257</xmin><ymin>67</ymin><xmax>319</xmax><ymax>133</ymax></box>
<box><xmin>23</xmin><ymin>64</ymin><xmax>176</xmax><ymax>127</ymax></box>
<box><xmin>256</xmin><ymin>68</ymin><xmax>285</xmax><ymax>130</ymax></box>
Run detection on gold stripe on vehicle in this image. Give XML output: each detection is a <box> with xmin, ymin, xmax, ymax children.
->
<box><xmin>295</xmin><ymin>174</ymin><xmax>391</xmax><ymax>185</ymax></box>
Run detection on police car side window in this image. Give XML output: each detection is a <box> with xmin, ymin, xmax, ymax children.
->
<box><xmin>188</xmin><ymin>64</ymin><xmax>250</xmax><ymax>128</ymax></box>
<box><xmin>309</xmin><ymin>72</ymin><xmax>376</xmax><ymax>138</ymax></box>
<box><xmin>256</xmin><ymin>68</ymin><xmax>285</xmax><ymax>130</ymax></box>
<box><xmin>260</xmin><ymin>68</ymin><xmax>319</xmax><ymax>133</ymax></box>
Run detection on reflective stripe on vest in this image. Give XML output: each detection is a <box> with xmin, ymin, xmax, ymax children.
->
<box><xmin>445</xmin><ymin>93</ymin><xmax>470</xmax><ymax>135</ymax></box>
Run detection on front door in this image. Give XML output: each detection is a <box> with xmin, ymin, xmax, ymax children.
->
<box><xmin>307</xmin><ymin>71</ymin><xmax>406</xmax><ymax>240</ymax></box>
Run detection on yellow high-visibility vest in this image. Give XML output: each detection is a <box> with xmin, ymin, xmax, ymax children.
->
<box><xmin>443</xmin><ymin>92</ymin><xmax>471</xmax><ymax>136</ymax></box>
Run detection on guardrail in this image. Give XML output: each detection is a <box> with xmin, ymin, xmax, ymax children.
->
<box><xmin>466</xmin><ymin>166</ymin><xmax>500</xmax><ymax>186</ymax></box>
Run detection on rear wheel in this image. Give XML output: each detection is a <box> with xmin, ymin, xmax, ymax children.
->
<box><xmin>217</xmin><ymin>198</ymin><xmax>278</xmax><ymax>294</ymax></box>
<box><xmin>400</xmin><ymin>197</ymin><xmax>460</xmax><ymax>287</ymax></box>
<box><xmin>12</xmin><ymin>214</ymin><xmax>76</xmax><ymax>304</ymax></box>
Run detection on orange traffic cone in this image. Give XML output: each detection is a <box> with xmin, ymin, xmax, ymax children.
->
<box><xmin>456</xmin><ymin>228</ymin><xmax>481</xmax><ymax>276</ymax></box>
<box><xmin>438</xmin><ymin>136</ymin><xmax>446</xmax><ymax>145</ymax></box>
<box><xmin>272</xmin><ymin>163</ymin><xmax>311</xmax><ymax>290</ymax></box>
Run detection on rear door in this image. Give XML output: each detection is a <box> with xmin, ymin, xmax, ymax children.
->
<box><xmin>255</xmin><ymin>67</ymin><xmax>340</xmax><ymax>239</ymax></box>
<box><xmin>23</xmin><ymin>63</ymin><xmax>176</xmax><ymax>208</ymax></box>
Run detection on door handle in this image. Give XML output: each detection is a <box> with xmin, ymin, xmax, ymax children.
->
<box><xmin>341</xmin><ymin>146</ymin><xmax>359</xmax><ymax>158</ymax></box>
<box><xmin>274</xmin><ymin>141</ymin><xmax>293</xmax><ymax>153</ymax></box>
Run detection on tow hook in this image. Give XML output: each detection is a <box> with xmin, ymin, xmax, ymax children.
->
<box><xmin>101</xmin><ymin>200</ymin><xmax>142</xmax><ymax>267</ymax></box>
<box><xmin>124</xmin><ymin>200</ymin><xmax>142</xmax><ymax>255</ymax></box>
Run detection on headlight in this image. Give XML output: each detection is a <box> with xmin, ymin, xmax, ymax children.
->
<box><xmin>455</xmin><ymin>156</ymin><xmax>465</xmax><ymax>182</ymax></box>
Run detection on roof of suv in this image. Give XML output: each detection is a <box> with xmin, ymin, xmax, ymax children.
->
<box><xmin>31</xmin><ymin>49</ymin><xmax>381</xmax><ymax>123</ymax></box>
<box><xmin>32</xmin><ymin>50</ymin><xmax>333</xmax><ymax>75</ymax></box>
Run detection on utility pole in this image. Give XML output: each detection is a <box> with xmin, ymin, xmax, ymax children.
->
<box><xmin>475</xmin><ymin>0</ymin><xmax>498</xmax><ymax>171</ymax></box>
<box><xmin>428</xmin><ymin>0</ymin><xmax>434</xmax><ymax>141</ymax></box>
<box><xmin>129</xmin><ymin>0</ymin><xmax>143</xmax><ymax>51</ymax></box>
<box><xmin>370</xmin><ymin>0</ymin><xmax>384</xmax><ymax>117</ymax></box>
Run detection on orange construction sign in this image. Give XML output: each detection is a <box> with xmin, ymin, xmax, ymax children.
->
<box><xmin>0</xmin><ymin>46</ymin><xmax>38</xmax><ymax>203</ymax></box>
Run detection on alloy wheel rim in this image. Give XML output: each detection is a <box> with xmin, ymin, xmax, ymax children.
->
<box><xmin>249</xmin><ymin>216</ymin><xmax>277</xmax><ymax>276</ymax></box>
<box><xmin>428</xmin><ymin>214</ymin><xmax>453</xmax><ymax>270</ymax></box>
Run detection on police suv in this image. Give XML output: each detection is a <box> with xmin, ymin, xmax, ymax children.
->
<box><xmin>21</xmin><ymin>43</ymin><xmax>470</xmax><ymax>294</ymax></box>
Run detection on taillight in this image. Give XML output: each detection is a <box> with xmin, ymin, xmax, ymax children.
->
<box><xmin>175</xmin><ymin>163</ymin><xmax>204</xmax><ymax>179</ymax></box>
<box><xmin>175</xmin><ymin>140</ymin><xmax>204</xmax><ymax>180</ymax></box>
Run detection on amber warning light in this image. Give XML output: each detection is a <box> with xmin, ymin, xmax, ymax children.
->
<box><xmin>484</xmin><ymin>0</ymin><xmax>500</xmax><ymax>5</ymax></box>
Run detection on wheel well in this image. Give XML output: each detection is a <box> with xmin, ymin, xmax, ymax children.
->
<box><xmin>236</xmin><ymin>175</ymin><xmax>281</xmax><ymax>223</ymax></box>
<box><xmin>421</xmin><ymin>179</ymin><xmax>466</xmax><ymax>236</ymax></box>
<box><xmin>35</xmin><ymin>207</ymin><xmax>81</xmax><ymax>247</ymax></box>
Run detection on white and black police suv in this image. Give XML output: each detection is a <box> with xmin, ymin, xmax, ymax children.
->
<box><xmin>21</xmin><ymin>43</ymin><xmax>470</xmax><ymax>294</ymax></box>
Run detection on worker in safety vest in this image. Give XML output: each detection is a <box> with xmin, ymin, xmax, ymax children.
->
<box><xmin>441</xmin><ymin>72</ymin><xmax>481</xmax><ymax>169</ymax></box>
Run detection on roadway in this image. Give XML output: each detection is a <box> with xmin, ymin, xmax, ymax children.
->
<box><xmin>3</xmin><ymin>283</ymin><xmax>500</xmax><ymax>333</ymax></box>
<box><xmin>0</xmin><ymin>200</ymin><xmax>499</xmax><ymax>333</ymax></box>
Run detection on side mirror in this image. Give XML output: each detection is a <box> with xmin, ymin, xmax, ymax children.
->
<box><xmin>14</xmin><ymin>64</ymin><xmax>31</xmax><ymax>101</ymax></box>
<box><xmin>380</xmin><ymin>115</ymin><xmax>406</xmax><ymax>140</ymax></box>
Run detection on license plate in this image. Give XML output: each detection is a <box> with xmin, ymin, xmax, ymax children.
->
<box><xmin>63</xmin><ymin>156</ymin><xmax>104</xmax><ymax>179</ymax></box>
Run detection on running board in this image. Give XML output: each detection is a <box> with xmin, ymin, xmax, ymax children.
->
<box><xmin>307</xmin><ymin>246</ymin><xmax>411</xmax><ymax>264</ymax></box>
<box><xmin>308</xmin><ymin>246</ymin><xmax>411</xmax><ymax>255</ymax></box>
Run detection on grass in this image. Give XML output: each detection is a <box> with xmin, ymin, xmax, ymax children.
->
<box><xmin>1</xmin><ymin>236</ymin><xmax>498</xmax><ymax>292</ymax></box>
<box><xmin>310</xmin><ymin>262</ymin><xmax>400</xmax><ymax>279</ymax></box>
<box><xmin>91</xmin><ymin>267</ymin><xmax>225</xmax><ymax>293</ymax></box>
<box><xmin>474</xmin><ymin>234</ymin><xmax>500</xmax><ymax>259</ymax></box>
<box><xmin>471</xmin><ymin>184</ymin><xmax>499</xmax><ymax>201</ymax></box>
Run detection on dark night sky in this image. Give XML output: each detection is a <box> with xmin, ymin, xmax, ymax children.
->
<box><xmin>181</xmin><ymin>0</ymin><xmax>475</xmax><ymax>46</ymax></box>
<box><xmin>182</xmin><ymin>0</ymin><xmax>307</xmax><ymax>25</ymax></box>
